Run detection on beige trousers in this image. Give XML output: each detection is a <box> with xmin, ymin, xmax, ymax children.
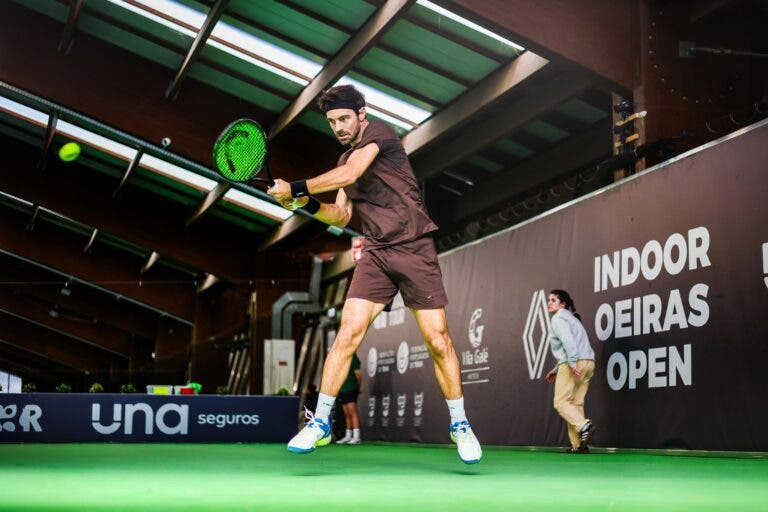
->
<box><xmin>553</xmin><ymin>359</ymin><xmax>595</xmax><ymax>448</ymax></box>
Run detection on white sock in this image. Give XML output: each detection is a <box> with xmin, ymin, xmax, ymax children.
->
<box><xmin>345</xmin><ymin>428</ymin><xmax>353</xmax><ymax>439</ymax></box>
<box><xmin>352</xmin><ymin>428</ymin><xmax>360</xmax><ymax>440</ymax></box>
<box><xmin>446</xmin><ymin>396</ymin><xmax>466</xmax><ymax>424</ymax></box>
<box><xmin>314</xmin><ymin>393</ymin><xmax>335</xmax><ymax>422</ymax></box>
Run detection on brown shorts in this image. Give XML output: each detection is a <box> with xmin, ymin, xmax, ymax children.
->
<box><xmin>346</xmin><ymin>236</ymin><xmax>448</xmax><ymax>310</ymax></box>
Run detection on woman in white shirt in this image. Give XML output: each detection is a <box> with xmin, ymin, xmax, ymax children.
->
<box><xmin>544</xmin><ymin>289</ymin><xmax>596</xmax><ymax>453</ymax></box>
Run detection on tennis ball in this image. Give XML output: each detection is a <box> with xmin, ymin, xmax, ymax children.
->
<box><xmin>58</xmin><ymin>142</ymin><xmax>81</xmax><ymax>162</ymax></box>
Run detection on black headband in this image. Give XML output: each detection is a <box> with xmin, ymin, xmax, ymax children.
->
<box><xmin>322</xmin><ymin>100</ymin><xmax>363</xmax><ymax>113</ymax></box>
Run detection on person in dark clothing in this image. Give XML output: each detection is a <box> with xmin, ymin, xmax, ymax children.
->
<box><xmin>268</xmin><ymin>85</ymin><xmax>481</xmax><ymax>464</ymax></box>
<box><xmin>335</xmin><ymin>352</ymin><xmax>361</xmax><ymax>445</ymax></box>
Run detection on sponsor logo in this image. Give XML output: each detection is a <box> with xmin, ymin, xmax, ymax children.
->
<box><xmin>594</xmin><ymin>227</ymin><xmax>710</xmax><ymax>390</ymax></box>
<box><xmin>396</xmin><ymin>341</ymin><xmax>410</xmax><ymax>374</ymax></box>
<box><xmin>522</xmin><ymin>290</ymin><xmax>551</xmax><ymax>380</ymax></box>
<box><xmin>396</xmin><ymin>393</ymin><xmax>407</xmax><ymax>417</ymax></box>
<box><xmin>91</xmin><ymin>403</ymin><xmax>189</xmax><ymax>435</ymax></box>
<box><xmin>763</xmin><ymin>242</ymin><xmax>768</xmax><ymax>289</ymax></box>
<box><xmin>468</xmin><ymin>308</ymin><xmax>485</xmax><ymax>348</ymax></box>
<box><xmin>413</xmin><ymin>392</ymin><xmax>424</xmax><ymax>427</ymax></box>
<box><xmin>381</xmin><ymin>394</ymin><xmax>390</xmax><ymax>427</ymax></box>
<box><xmin>366</xmin><ymin>395</ymin><xmax>376</xmax><ymax>427</ymax></box>
<box><xmin>367</xmin><ymin>347</ymin><xmax>378</xmax><ymax>377</ymax></box>
<box><xmin>413</xmin><ymin>392</ymin><xmax>424</xmax><ymax>417</ymax></box>
<box><xmin>396</xmin><ymin>393</ymin><xmax>407</xmax><ymax>427</ymax></box>
<box><xmin>0</xmin><ymin>404</ymin><xmax>42</xmax><ymax>433</ymax></box>
<box><xmin>461</xmin><ymin>307</ymin><xmax>491</xmax><ymax>384</ymax></box>
<box><xmin>196</xmin><ymin>413</ymin><xmax>260</xmax><ymax>428</ymax></box>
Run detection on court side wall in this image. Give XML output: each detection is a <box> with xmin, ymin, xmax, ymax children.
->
<box><xmin>360</xmin><ymin>119</ymin><xmax>768</xmax><ymax>451</ymax></box>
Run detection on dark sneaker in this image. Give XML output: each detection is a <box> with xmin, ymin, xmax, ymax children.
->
<box><xmin>578</xmin><ymin>420</ymin><xmax>595</xmax><ymax>446</ymax></box>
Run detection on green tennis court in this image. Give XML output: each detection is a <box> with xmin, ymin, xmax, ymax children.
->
<box><xmin>1</xmin><ymin>443</ymin><xmax>766</xmax><ymax>511</ymax></box>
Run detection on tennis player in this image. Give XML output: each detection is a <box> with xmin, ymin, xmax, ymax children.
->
<box><xmin>267</xmin><ymin>84</ymin><xmax>482</xmax><ymax>464</ymax></box>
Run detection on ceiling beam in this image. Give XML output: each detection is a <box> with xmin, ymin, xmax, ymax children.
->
<box><xmin>455</xmin><ymin>120</ymin><xmax>611</xmax><ymax>220</ymax></box>
<box><xmin>0</xmin><ymin>343</ymin><xmax>76</xmax><ymax>384</ymax></box>
<box><xmin>0</xmin><ymin>3</ymin><xmax>341</xmax><ymax>184</ymax></box>
<box><xmin>412</xmin><ymin>71</ymin><xmax>592</xmax><ymax>181</ymax></box>
<box><xmin>258</xmin><ymin>212</ymin><xmax>314</xmax><ymax>251</ymax></box>
<box><xmin>0</xmin><ymin>207</ymin><xmax>196</xmax><ymax>322</ymax></box>
<box><xmin>165</xmin><ymin>0</ymin><xmax>229</xmax><ymax>101</ymax></box>
<box><xmin>0</xmin><ymin>141</ymin><xmax>252</xmax><ymax>282</ymax></box>
<box><xmin>0</xmin><ymin>287</ymin><xmax>134</xmax><ymax>358</ymax></box>
<box><xmin>0</xmin><ymin>253</ymin><xmax>160</xmax><ymax>340</ymax></box>
<box><xmin>441</xmin><ymin>0</ymin><xmax>637</xmax><ymax>91</ymax></box>
<box><xmin>0</xmin><ymin>310</ymin><xmax>116</xmax><ymax>374</ymax></box>
<box><xmin>269</xmin><ymin>0</ymin><xmax>415</xmax><ymax>139</ymax></box>
<box><xmin>58</xmin><ymin>0</ymin><xmax>84</xmax><ymax>55</ymax></box>
<box><xmin>37</xmin><ymin>110</ymin><xmax>58</xmax><ymax>171</ymax></box>
<box><xmin>402</xmin><ymin>51</ymin><xmax>549</xmax><ymax>158</ymax></box>
<box><xmin>186</xmin><ymin>182</ymin><xmax>231</xmax><ymax>226</ymax></box>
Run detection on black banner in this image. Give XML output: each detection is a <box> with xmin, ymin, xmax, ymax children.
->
<box><xmin>361</xmin><ymin>120</ymin><xmax>768</xmax><ymax>451</ymax></box>
<box><xmin>0</xmin><ymin>393</ymin><xmax>298</xmax><ymax>442</ymax></box>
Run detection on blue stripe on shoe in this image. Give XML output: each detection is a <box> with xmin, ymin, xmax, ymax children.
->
<box><xmin>287</xmin><ymin>446</ymin><xmax>315</xmax><ymax>454</ymax></box>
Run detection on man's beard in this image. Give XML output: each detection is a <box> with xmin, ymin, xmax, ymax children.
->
<box><xmin>338</xmin><ymin>120</ymin><xmax>361</xmax><ymax>146</ymax></box>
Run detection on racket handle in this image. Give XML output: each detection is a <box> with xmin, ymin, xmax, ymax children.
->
<box><xmin>251</xmin><ymin>176</ymin><xmax>275</xmax><ymax>187</ymax></box>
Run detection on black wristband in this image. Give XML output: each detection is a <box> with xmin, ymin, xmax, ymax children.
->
<box><xmin>290</xmin><ymin>180</ymin><xmax>309</xmax><ymax>198</ymax></box>
<box><xmin>300</xmin><ymin>197</ymin><xmax>321</xmax><ymax>215</ymax></box>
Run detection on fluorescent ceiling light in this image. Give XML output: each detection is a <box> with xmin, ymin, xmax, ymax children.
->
<box><xmin>108</xmin><ymin>0</ymin><xmax>197</xmax><ymax>37</ymax></box>
<box><xmin>336</xmin><ymin>78</ymin><xmax>431</xmax><ymax>127</ymax></box>
<box><xmin>0</xmin><ymin>93</ymin><xmax>288</xmax><ymax>222</ymax></box>
<box><xmin>223</xmin><ymin>189</ymin><xmax>293</xmax><ymax>221</ymax></box>
<box><xmin>58</xmin><ymin>120</ymin><xmax>138</xmax><ymax>161</ymax></box>
<box><xmin>109</xmin><ymin>0</ymin><xmax>431</xmax><ymax>127</ymax></box>
<box><xmin>0</xmin><ymin>96</ymin><xmax>49</xmax><ymax>125</ymax></box>
<box><xmin>117</xmin><ymin>0</ymin><xmax>318</xmax><ymax>84</ymax></box>
<box><xmin>0</xmin><ymin>190</ymin><xmax>34</xmax><ymax>207</ymax></box>
<box><xmin>210</xmin><ymin>25</ymin><xmax>321</xmax><ymax>82</ymax></box>
<box><xmin>139</xmin><ymin>154</ymin><xmax>217</xmax><ymax>192</ymax></box>
<box><xmin>207</xmin><ymin>40</ymin><xmax>310</xmax><ymax>85</ymax></box>
<box><xmin>416</xmin><ymin>0</ymin><xmax>525</xmax><ymax>51</ymax></box>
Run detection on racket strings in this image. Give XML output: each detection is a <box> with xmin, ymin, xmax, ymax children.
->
<box><xmin>213</xmin><ymin>120</ymin><xmax>268</xmax><ymax>182</ymax></box>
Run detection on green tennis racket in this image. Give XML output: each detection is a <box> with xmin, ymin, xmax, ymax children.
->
<box><xmin>212</xmin><ymin>118</ymin><xmax>274</xmax><ymax>185</ymax></box>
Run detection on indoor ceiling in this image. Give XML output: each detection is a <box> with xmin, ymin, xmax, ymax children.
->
<box><xmin>0</xmin><ymin>0</ymin><xmax>626</xmax><ymax>385</ymax></box>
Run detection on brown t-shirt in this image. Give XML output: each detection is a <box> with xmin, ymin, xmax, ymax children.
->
<box><xmin>340</xmin><ymin>120</ymin><xmax>437</xmax><ymax>247</ymax></box>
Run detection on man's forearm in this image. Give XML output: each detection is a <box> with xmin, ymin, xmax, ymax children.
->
<box><xmin>305</xmin><ymin>165</ymin><xmax>356</xmax><ymax>195</ymax></box>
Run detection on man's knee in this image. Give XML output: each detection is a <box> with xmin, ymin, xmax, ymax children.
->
<box><xmin>425</xmin><ymin>329</ymin><xmax>453</xmax><ymax>359</ymax></box>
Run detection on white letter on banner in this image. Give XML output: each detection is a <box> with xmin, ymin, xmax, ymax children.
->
<box><xmin>615</xmin><ymin>299</ymin><xmax>632</xmax><ymax>339</ymax></box>
<box><xmin>19</xmin><ymin>405</ymin><xmax>42</xmax><ymax>432</ymax></box>
<box><xmin>688</xmin><ymin>284</ymin><xmax>710</xmax><ymax>327</ymax></box>
<box><xmin>668</xmin><ymin>344</ymin><xmax>692</xmax><ymax>386</ymax></box>
<box><xmin>662</xmin><ymin>289</ymin><xmax>688</xmax><ymax>331</ymax></box>
<box><xmin>628</xmin><ymin>350</ymin><xmax>647</xmax><ymax>389</ymax></box>
<box><xmin>688</xmin><ymin>227</ymin><xmax>711</xmax><ymax>270</ymax></box>
<box><xmin>156</xmin><ymin>404</ymin><xmax>188</xmax><ymax>435</ymax></box>
<box><xmin>641</xmin><ymin>240</ymin><xmax>663</xmax><ymax>281</ymax></box>
<box><xmin>642</xmin><ymin>294</ymin><xmax>663</xmax><ymax>334</ymax></box>
<box><xmin>647</xmin><ymin>347</ymin><xmax>667</xmax><ymax>388</ymax></box>
<box><xmin>594</xmin><ymin>256</ymin><xmax>601</xmax><ymax>292</ymax></box>
<box><xmin>125</xmin><ymin>403</ymin><xmax>153</xmax><ymax>435</ymax></box>
<box><xmin>595</xmin><ymin>303</ymin><xmax>614</xmax><ymax>341</ymax></box>
<box><xmin>664</xmin><ymin>233</ymin><xmax>687</xmax><ymax>276</ymax></box>
<box><xmin>621</xmin><ymin>247</ymin><xmax>640</xmax><ymax>286</ymax></box>
<box><xmin>607</xmin><ymin>352</ymin><xmax>627</xmax><ymax>391</ymax></box>
<box><xmin>602</xmin><ymin>251</ymin><xmax>620</xmax><ymax>291</ymax></box>
<box><xmin>91</xmin><ymin>404</ymin><xmax>121</xmax><ymax>435</ymax></box>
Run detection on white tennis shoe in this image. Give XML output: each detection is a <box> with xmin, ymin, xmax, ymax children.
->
<box><xmin>450</xmin><ymin>420</ymin><xmax>482</xmax><ymax>464</ymax></box>
<box><xmin>287</xmin><ymin>409</ymin><xmax>331</xmax><ymax>454</ymax></box>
